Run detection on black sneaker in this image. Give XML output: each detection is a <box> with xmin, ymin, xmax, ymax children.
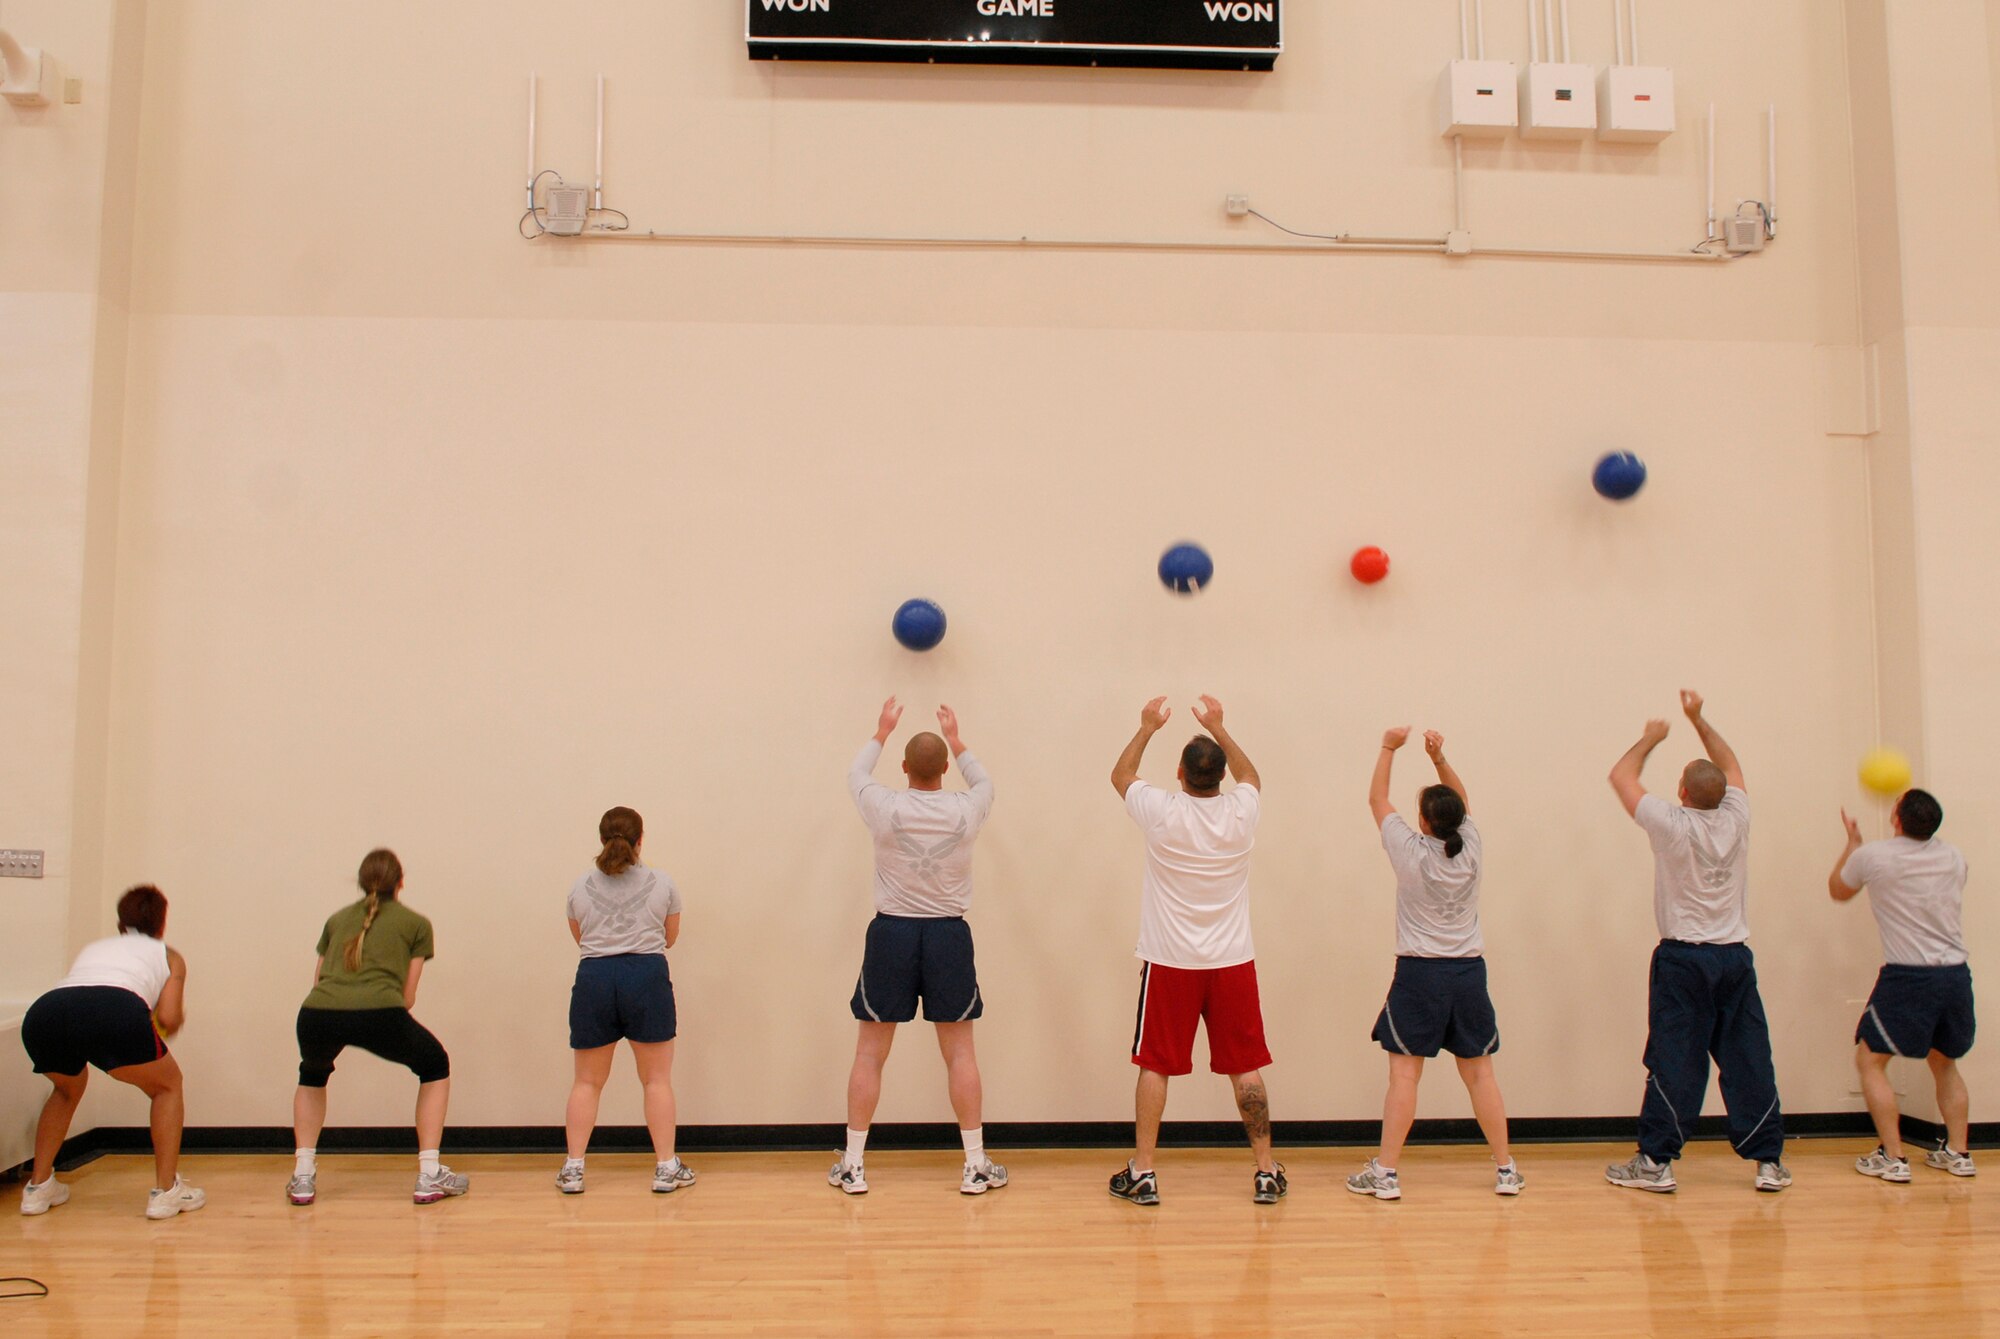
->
<box><xmin>1254</xmin><ymin>1164</ymin><xmax>1288</xmax><ymax>1204</ymax></box>
<box><xmin>1109</xmin><ymin>1161</ymin><xmax>1159</xmax><ymax>1206</ymax></box>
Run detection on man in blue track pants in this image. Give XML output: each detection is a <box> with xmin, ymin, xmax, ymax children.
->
<box><xmin>1605</xmin><ymin>690</ymin><xmax>1790</xmax><ymax>1194</ymax></box>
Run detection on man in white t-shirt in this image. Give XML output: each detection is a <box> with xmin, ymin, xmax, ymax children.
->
<box><xmin>1830</xmin><ymin>787</ymin><xmax>1977</xmax><ymax>1181</ymax></box>
<box><xmin>832</xmin><ymin>696</ymin><xmax>1005</xmax><ymax>1198</ymax></box>
<box><xmin>1107</xmin><ymin>695</ymin><xmax>1282</xmax><ymax>1207</ymax></box>
<box><xmin>1605</xmin><ymin>690</ymin><xmax>1790</xmax><ymax>1195</ymax></box>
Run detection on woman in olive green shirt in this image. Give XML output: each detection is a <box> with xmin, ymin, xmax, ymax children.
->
<box><xmin>287</xmin><ymin>849</ymin><xmax>469</xmax><ymax>1207</ymax></box>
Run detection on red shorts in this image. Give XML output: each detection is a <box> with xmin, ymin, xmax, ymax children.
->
<box><xmin>1130</xmin><ymin>960</ymin><xmax>1272</xmax><ymax>1077</ymax></box>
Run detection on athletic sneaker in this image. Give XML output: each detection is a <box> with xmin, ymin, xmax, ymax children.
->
<box><xmin>1926</xmin><ymin>1141</ymin><xmax>1977</xmax><ymax>1178</ymax></box>
<box><xmin>145</xmin><ymin>1176</ymin><xmax>206</xmax><ymax>1220</ymax></box>
<box><xmin>1253</xmin><ymin>1164</ymin><xmax>1288</xmax><ymax>1204</ymax></box>
<box><xmin>286</xmin><ymin>1172</ymin><xmax>317</xmax><ymax>1205</ymax></box>
<box><xmin>828</xmin><ymin>1160</ymin><xmax>868</xmax><ymax>1195</ymax></box>
<box><xmin>653</xmin><ymin>1159</ymin><xmax>695</xmax><ymax>1193</ymax></box>
<box><xmin>1108</xmin><ymin>1161</ymin><xmax>1159</xmax><ymax>1206</ymax></box>
<box><xmin>19</xmin><ymin>1178</ymin><xmax>68</xmax><ymax>1216</ymax></box>
<box><xmin>1754</xmin><ymin>1161</ymin><xmax>1793</xmax><ymax>1192</ymax></box>
<box><xmin>555</xmin><ymin>1164</ymin><xmax>584</xmax><ymax>1195</ymax></box>
<box><xmin>960</xmin><ymin>1159</ymin><xmax>1009</xmax><ymax>1195</ymax></box>
<box><xmin>1495</xmin><ymin>1163</ymin><xmax>1525</xmax><ymax>1196</ymax></box>
<box><xmin>1605</xmin><ymin>1152</ymin><xmax>1677</xmax><ymax>1192</ymax></box>
<box><xmin>1345</xmin><ymin>1158</ymin><xmax>1400</xmax><ymax>1201</ymax></box>
<box><xmin>1855</xmin><ymin>1147</ymin><xmax>1912</xmax><ymax>1183</ymax></box>
<box><xmin>412</xmin><ymin>1167</ymin><xmax>469</xmax><ymax>1204</ymax></box>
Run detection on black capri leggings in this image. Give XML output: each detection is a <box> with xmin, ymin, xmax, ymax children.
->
<box><xmin>296</xmin><ymin>1006</ymin><xmax>450</xmax><ymax>1087</ymax></box>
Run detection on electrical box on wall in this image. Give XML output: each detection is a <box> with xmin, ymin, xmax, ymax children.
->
<box><xmin>1598</xmin><ymin>65</ymin><xmax>1674</xmax><ymax>142</ymax></box>
<box><xmin>1439</xmin><ymin>60</ymin><xmax>1518</xmax><ymax>137</ymax></box>
<box><xmin>1520</xmin><ymin>62</ymin><xmax>1597</xmax><ymax>139</ymax></box>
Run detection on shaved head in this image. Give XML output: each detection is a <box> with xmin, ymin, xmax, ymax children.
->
<box><xmin>904</xmin><ymin>732</ymin><xmax>949</xmax><ymax>784</ymax></box>
<box><xmin>1680</xmin><ymin>760</ymin><xmax>1726</xmax><ymax>810</ymax></box>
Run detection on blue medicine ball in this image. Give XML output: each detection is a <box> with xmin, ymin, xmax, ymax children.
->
<box><xmin>1157</xmin><ymin>542</ymin><xmax>1214</xmax><ymax>595</ymax></box>
<box><xmin>891</xmin><ymin>598</ymin><xmax>947</xmax><ymax>652</ymax></box>
<box><xmin>1593</xmin><ymin>451</ymin><xmax>1648</xmax><ymax>501</ymax></box>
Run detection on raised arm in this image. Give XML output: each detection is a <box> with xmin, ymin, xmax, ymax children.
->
<box><xmin>1610</xmin><ymin>718</ymin><xmax>1672</xmax><ymax>818</ymax></box>
<box><xmin>1829</xmin><ymin>808</ymin><xmax>1865</xmax><ymax>902</ymax></box>
<box><xmin>1424</xmin><ymin>730</ymin><xmax>1468</xmax><ymax>810</ymax></box>
<box><xmin>849</xmin><ymin>696</ymin><xmax>904</xmax><ymax>801</ymax></box>
<box><xmin>154</xmin><ymin>947</ymin><xmax>188</xmax><ymax>1037</ymax></box>
<box><xmin>1112</xmin><ymin>697</ymin><xmax>1170</xmax><ymax>798</ymax></box>
<box><xmin>937</xmin><ymin>704</ymin><xmax>994</xmax><ymax>811</ymax></box>
<box><xmin>1192</xmin><ymin>696</ymin><xmax>1261</xmax><ymax>790</ymax></box>
<box><xmin>1681</xmin><ymin>690</ymin><xmax>1745</xmax><ymax>791</ymax></box>
<box><xmin>1370</xmin><ymin>727</ymin><xmax>1410</xmax><ymax>827</ymax></box>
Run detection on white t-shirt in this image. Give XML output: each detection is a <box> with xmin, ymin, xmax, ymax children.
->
<box><xmin>1125</xmin><ymin>780</ymin><xmax>1260</xmax><ymax>969</ymax></box>
<box><xmin>1381</xmin><ymin>813</ymin><xmax>1484</xmax><ymax>958</ymax></box>
<box><xmin>567</xmin><ymin>864</ymin><xmax>683</xmax><ymax>958</ymax></box>
<box><xmin>1634</xmin><ymin>786</ymin><xmax>1751</xmax><ymax>944</ymax></box>
<box><xmin>848</xmin><ymin>740</ymin><xmax>995</xmax><ymax>917</ymax></box>
<box><xmin>1841</xmin><ymin>836</ymin><xmax>1969</xmax><ymax>967</ymax></box>
<box><xmin>54</xmin><ymin>931</ymin><xmax>170</xmax><ymax>1008</ymax></box>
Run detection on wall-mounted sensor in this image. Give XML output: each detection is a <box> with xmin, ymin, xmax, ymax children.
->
<box><xmin>0</xmin><ymin>28</ymin><xmax>58</xmax><ymax>106</ymax></box>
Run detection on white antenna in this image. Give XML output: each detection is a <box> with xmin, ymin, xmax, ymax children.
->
<box><xmin>1766</xmin><ymin>103</ymin><xmax>1778</xmax><ymax>229</ymax></box>
<box><xmin>1705</xmin><ymin>103</ymin><xmax>1718</xmax><ymax>241</ymax></box>
<box><xmin>593</xmin><ymin>74</ymin><xmax>605</xmax><ymax>210</ymax></box>
<box><xmin>526</xmin><ymin>73</ymin><xmax>538</xmax><ymax>211</ymax></box>
<box><xmin>1560</xmin><ymin>0</ymin><xmax>1572</xmax><ymax>62</ymax></box>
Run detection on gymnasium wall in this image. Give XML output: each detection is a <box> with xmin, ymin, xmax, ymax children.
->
<box><xmin>23</xmin><ymin>0</ymin><xmax>1991</xmax><ymax>1132</ymax></box>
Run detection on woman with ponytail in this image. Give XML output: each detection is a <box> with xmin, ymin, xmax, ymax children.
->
<box><xmin>1347</xmin><ymin>728</ymin><xmax>1519</xmax><ymax>1202</ymax></box>
<box><xmin>556</xmin><ymin>806</ymin><xmax>690</xmax><ymax>1195</ymax></box>
<box><xmin>288</xmin><ymin>849</ymin><xmax>468</xmax><ymax>1207</ymax></box>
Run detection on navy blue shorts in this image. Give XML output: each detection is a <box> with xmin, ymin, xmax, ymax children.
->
<box><xmin>1372</xmin><ymin>956</ymin><xmax>1499</xmax><ymax>1059</ymax></box>
<box><xmin>570</xmin><ymin>953</ymin><xmax>677</xmax><ymax>1049</ymax></box>
<box><xmin>23</xmin><ymin>986</ymin><xmax>167</xmax><ymax>1076</ymax></box>
<box><xmin>850</xmin><ymin>914</ymin><xmax>982</xmax><ymax>1024</ymax></box>
<box><xmin>1857</xmin><ymin>963</ymin><xmax>1975</xmax><ymax>1060</ymax></box>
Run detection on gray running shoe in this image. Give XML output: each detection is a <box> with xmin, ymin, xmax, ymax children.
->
<box><xmin>1855</xmin><ymin>1147</ymin><xmax>1911</xmax><ymax>1183</ymax></box>
<box><xmin>653</xmin><ymin>1159</ymin><xmax>695</xmax><ymax>1194</ymax></box>
<box><xmin>286</xmin><ymin>1172</ymin><xmax>317</xmax><ymax>1205</ymax></box>
<box><xmin>1253</xmin><ymin>1164</ymin><xmax>1288</xmax><ymax>1204</ymax></box>
<box><xmin>828</xmin><ymin>1160</ymin><xmax>868</xmax><ymax>1195</ymax></box>
<box><xmin>20</xmin><ymin>1178</ymin><xmax>69</xmax><ymax>1216</ymax></box>
<box><xmin>1605</xmin><ymin>1152</ymin><xmax>1676</xmax><ymax>1192</ymax></box>
<box><xmin>1755</xmin><ymin>1161</ymin><xmax>1793</xmax><ymax>1192</ymax></box>
<box><xmin>1346</xmin><ymin>1158</ymin><xmax>1400</xmax><ymax>1201</ymax></box>
<box><xmin>1108</xmin><ymin>1161</ymin><xmax>1159</xmax><ymax>1206</ymax></box>
<box><xmin>555</xmin><ymin>1163</ymin><xmax>584</xmax><ymax>1195</ymax></box>
<box><xmin>413</xmin><ymin>1166</ymin><xmax>469</xmax><ymax>1204</ymax></box>
<box><xmin>1495</xmin><ymin>1163</ymin><xmax>1525</xmax><ymax>1196</ymax></box>
<box><xmin>1926</xmin><ymin>1141</ymin><xmax>1977</xmax><ymax>1178</ymax></box>
<box><xmin>145</xmin><ymin>1176</ymin><xmax>206</xmax><ymax>1220</ymax></box>
<box><xmin>961</xmin><ymin>1159</ymin><xmax>1008</xmax><ymax>1195</ymax></box>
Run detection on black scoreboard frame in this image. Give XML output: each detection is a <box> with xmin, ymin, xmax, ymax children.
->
<box><xmin>745</xmin><ymin>1</ymin><xmax>1282</xmax><ymax>72</ymax></box>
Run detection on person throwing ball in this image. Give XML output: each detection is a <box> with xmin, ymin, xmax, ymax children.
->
<box><xmin>1347</xmin><ymin>728</ymin><xmax>1521</xmax><ymax>1202</ymax></box>
<box><xmin>1109</xmin><ymin>696</ymin><xmax>1283</xmax><ymax>1207</ymax></box>
<box><xmin>832</xmin><ymin>697</ymin><xmax>1004</xmax><ymax>1196</ymax></box>
<box><xmin>1831</xmin><ymin>788</ymin><xmax>1976</xmax><ymax>1181</ymax></box>
<box><xmin>1606</xmin><ymin>691</ymin><xmax>1789</xmax><ymax>1193</ymax></box>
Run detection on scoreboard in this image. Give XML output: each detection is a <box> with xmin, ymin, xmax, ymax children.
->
<box><xmin>746</xmin><ymin>0</ymin><xmax>1282</xmax><ymax>71</ymax></box>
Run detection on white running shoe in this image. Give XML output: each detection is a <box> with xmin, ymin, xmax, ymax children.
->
<box><xmin>1754</xmin><ymin>1161</ymin><xmax>1793</xmax><ymax>1192</ymax></box>
<box><xmin>1606</xmin><ymin>1152</ymin><xmax>1677</xmax><ymax>1193</ymax></box>
<box><xmin>555</xmin><ymin>1163</ymin><xmax>584</xmax><ymax>1195</ymax></box>
<box><xmin>961</xmin><ymin>1159</ymin><xmax>1009</xmax><ymax>1195</ymax></box>
<box><xmin>1855</xmin><ymin>1147</ymin><xmax>1912</xmax><ymax>1183</ymax></box>
<box><xmin>653</xmin><ymin>1159</ymin><xmax>695</xmax><ymax>1194</ymax></box>
<box><xmin>828</xmin><ymin>1160</ymin><xmax>868</xmax><ymax>1195</ymax></box>
<box><xmin>20</xmin><ymin>1178</ymin><xmax>69</xmax><ymax>1216</ymax></box>
<box><xmin>286</xmin><ymin>1171</ymin><xmax>317</xmax><ymax>1205</ymax></box>
<box><xmin>412</xmin><ymin>1167</ymin><xmax>469</xmax><ymax>1204</ymax></box>
<box><xmin>1346</xmin><ymin>1158</ymin><xmax>1401</xmax><ymax>1201</ymax></box>
<box><xmin>1926</xmin><ymin>1141</ymin><xmax>1977</xmax><ymax>1178</ymax></box>
<box><xmin>145</xmin><ymin>1176</ymin><xmax>206</xmax><ymax>1220</ymax></box>
<box><xmin>1495</xmin><ymin>1163</ymin><xmax>1525</xmax><ymax>1196</ymax></box>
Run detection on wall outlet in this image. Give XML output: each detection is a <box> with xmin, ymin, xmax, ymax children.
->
<box><xmin>0</xmin><ymin>849</ymin><xmax>45</xmax><ymax>878</ymax></box>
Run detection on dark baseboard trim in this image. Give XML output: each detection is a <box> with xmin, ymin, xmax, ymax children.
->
<box><xmin>12</xmin><ymin>1111</ymin><xmax>1990</xmax><ymax>1179</ymax></box>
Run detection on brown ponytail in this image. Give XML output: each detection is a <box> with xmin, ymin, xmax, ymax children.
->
<box><xmin>596</xmin><ymin>807</ymin><xmax>643</xmax><ymax>876</ymax></box>
<box><xmin>343</xmin><ymin>848</ymin><xmax>402</xmax><ymax>972</ymax></box>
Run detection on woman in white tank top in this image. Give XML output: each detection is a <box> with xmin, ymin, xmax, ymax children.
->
<box><xmin>18</xmin><ymin>885</ymin><xmax>204</xmax><ymax>1221</ymax></box>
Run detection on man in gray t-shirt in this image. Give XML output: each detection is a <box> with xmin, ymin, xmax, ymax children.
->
<box><xmin>1830</xmin><ymin>786</ymin><xmax>1977</xmax><ymax>1180</ymax></box>
<box><xmin>1605</xmin><ymin>691</ymin><xmax>1788</xmax><ymax>1195</ymax></box>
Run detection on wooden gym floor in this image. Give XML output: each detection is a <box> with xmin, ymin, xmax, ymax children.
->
<box><xmin>4</xmin><ymin>1141</ymin><xmax>1994</xmax><ymax>1337</ymax></box>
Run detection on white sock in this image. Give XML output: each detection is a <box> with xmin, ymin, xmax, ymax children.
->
<box><xmin>294</xmin><ymin>1148</ymin><xmax>317</xmax><ymax>1177</ymax></box>
<box><xmin>961</xmin><ymin>1127</ymin><xmax>985</xmax><ymax>1168</ymax></box>
<box><xmin>844</xmin><ymin>1128</ymin><xmax>868</xmax><ymax>1169</ymax></box>
<box><xmin>419</xmin><ymin>1149</ymin><xmax>441</xmax><ymax>1177</ymax></box>
<box><xmin>658</xmin><ymin>1156</ymin><xmax>681</xmax><ymax>1172</ymax></box>
<box><xmin>562</xmin><ymin>1156</ymin><xmax>584</xmax><ymax>1171</ymax></box>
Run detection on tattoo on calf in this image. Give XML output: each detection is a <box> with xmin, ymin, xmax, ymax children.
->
<box><xmin>1235</xmin><ymin>1081</ymin><xmax>1271</xmax><ymax>1141</ymax></box>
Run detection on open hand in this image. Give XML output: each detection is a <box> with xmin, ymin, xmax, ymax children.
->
<box><xmin>876</xmin><ymin>696</ymin><xmax>904</xmax><ymax>740</ymax></box>
<box><xmin>1383</xmin><ymin>726</ymin><xmax>1411</xmax><ymax>751</ymax></box>
<box><xmin>1140</xmin><ymin>697</ymin><xmax>1171</xmax><ymax>731</ymax></box>
<box><xmin>1192</xmin><ymin>695</ymin><xmax>1224</xmax><ymax>732</ymax></box>
<box><xmin>1423</xmin><ymin>730</ymin><xmax>1445</xmax><ymax>761</ymax></box>
<box><xmin>1841</xmin><ymin>807</ymin><xmax>1863</xmax><ymax>845</ymax></box>
<box><xmin>936</xmin><ymin>704</ymin><xmax>963</xmax><ymax>750</ymax></box>
<box><xmin>1680</xmin><ymin>689</ymin><xmax>1705</xmax><ymax>721</ymax></box>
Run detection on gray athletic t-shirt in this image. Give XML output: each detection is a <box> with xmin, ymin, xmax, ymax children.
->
<box><xmin>567</xmin><ymin>864</ymin><xmax>682</xmax><ymax>958</ymax></box>
<box><xmin>1381</xmin><ymin>813</ymin><xmax>1483</xmax><ymax>958</ymax></box>
<box><xmin>1634</xmin><ymin>786</ymin><xmax>1751</xmax><ymax>944</ymax></box>
<box><xmin>1841</xmin><ymin>836</ymin><xmax>1968</xmax><ymax>967</ymax></box>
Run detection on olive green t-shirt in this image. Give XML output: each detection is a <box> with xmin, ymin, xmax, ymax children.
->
<box><xmin>302</xmin><ymin>898</ymin><xmax>436</xmax><ymax>1011</ymax></box>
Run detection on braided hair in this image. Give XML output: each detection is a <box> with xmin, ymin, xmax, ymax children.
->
<box><xmin>343</xmin><ymin>848</ymin><xmax>403</xmax><ymax>972</ymax></box>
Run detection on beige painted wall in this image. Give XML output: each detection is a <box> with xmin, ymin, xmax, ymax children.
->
<box><xmin>14</xmin><ymin>0</ymin><xmax>1987</xmax><ymax>1133</ymax></box>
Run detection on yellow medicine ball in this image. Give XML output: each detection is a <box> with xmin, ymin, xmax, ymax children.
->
<box><xmin>1858</xmin><ymin>747</ymin><xmax>1913</xmax><ymax>797</ymax></box>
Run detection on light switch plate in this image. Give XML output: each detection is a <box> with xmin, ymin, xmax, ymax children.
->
<box><xmin>0</xmin><ymin>849</ymin><xmax>45</xmax><ymax>878</ymax></box>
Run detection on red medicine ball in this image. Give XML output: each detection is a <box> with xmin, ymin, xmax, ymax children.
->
<box><xmin>1350</xmin><ymin>546</ymin><xmax>1390</xmax><ymax>584</ymax></box>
